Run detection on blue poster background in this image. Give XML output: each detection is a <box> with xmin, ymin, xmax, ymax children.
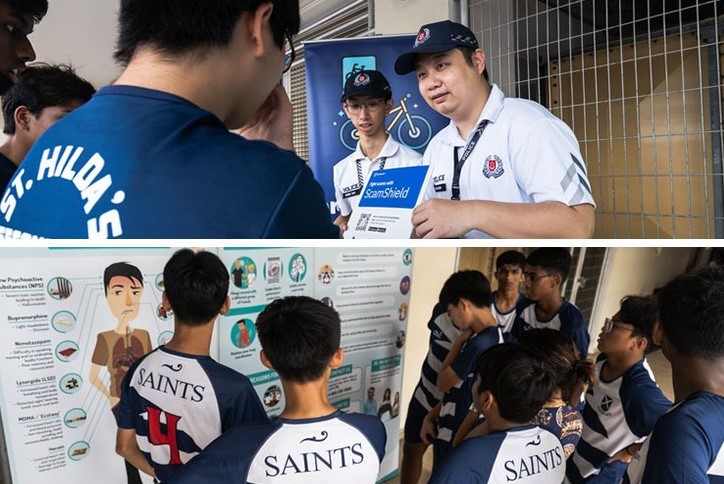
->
<box><xmin>304</xmin><ymin>36</ymin><xmax>448</xmax><ymax>216</ymax></box>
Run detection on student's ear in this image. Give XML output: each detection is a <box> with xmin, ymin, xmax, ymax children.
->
<box><xmin>329</xmin><ymin>348</ymin><xmax>344</xmax><ymax>369</ymax></box>
<box><xmin>633</xmin><ymin>335</ymin><xmax>647</xmax><ymax>353</ymax></box>
<box><xmin>218</xmin><ymin>296</ymin><xmax>231</xmax><ymax>316</ymax></box>
<box><xmin>14</xmin><ymin>106</ymin><xmax>31</xmax><ymax>132</ymax></box>
<box><xmin>480</xmin><ymin>390</ymin><xmax>495</xmax><ymax>413</ymax></box>
<box><xmin>551</xmin><ymin>273</ymin><xmax>563</xmax><ymax>288</ymax></box>
<box><xmin>246</xmin><ymin>1</ymin><xmax>274</xmax><ymax>58</ymax></box>
<box><xmin>384</xmin><ymin>98</ymin><xmax>393</xmax><ymax>115</ymax></box>
<box><xmin>652</xmin><ymin>319</ymin><xmax>664</xmax><ymax>347</ymax></box>
<box><xmin>260</xmin><ymin>350</ymin><xmax>273</xmax><ymax>370</ymax></box>
<box><xmin>161</xmin><ymin>292</ymin><xmax>172</xmax><ymax>312</ymax></box>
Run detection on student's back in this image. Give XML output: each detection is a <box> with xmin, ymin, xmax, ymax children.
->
<box><xmin>167</xmin><ymin>410</ymin><xmax>385</xmax><ymax>483</ymax></box>
<box><xmin>430</xmin><ymin>425</ymin><xmax>564</xmax><ymax>484</ymax></box>
<box><xmin>2</xmin><ymin>87</ymin><xmax>337</xmax><ymax>238</ymax></box>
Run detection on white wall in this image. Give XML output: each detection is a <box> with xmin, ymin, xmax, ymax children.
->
<box><xmin>588</xmin><ymin>247</ymin><xmax>695</xmax><ymax>351</ymax></box>
<box><xmin>400</xmin><ymin>247</ymin><xmax>457</xmax><ymax>430</ymax></box>
<box><xmin>374</xmin><ymin>0</ymin><xmax>452</xmax><ymax>35</ymax></box>
<box><xmin>30</xmin><ymin>0</ymin><xmax>120</xmax><ymax>88</ymax></box>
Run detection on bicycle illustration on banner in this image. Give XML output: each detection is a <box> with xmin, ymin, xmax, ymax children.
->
<box><xmin>338</xmin><ymin>93</ymin><xmax>432</xmax><ymax>151</ymax></box>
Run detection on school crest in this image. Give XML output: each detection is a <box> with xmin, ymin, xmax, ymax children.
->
<box><xmin>483</xmin><ymin>155</ymin><xmax>504</xmax><ymax>179</ymax></box>
<box><xmin>414</xmin><ymin>28</ymin><xmax>430</xmax><ymax>47</ymax></box>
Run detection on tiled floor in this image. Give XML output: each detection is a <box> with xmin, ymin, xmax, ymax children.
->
<box><xmin>384</xmin><ymin>350</ymin><xmax>674</xmax><ymax>484</ymax></box>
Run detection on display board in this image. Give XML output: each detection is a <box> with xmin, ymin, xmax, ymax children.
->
<box><xmin>0</xmin><ymin>247</ymin><xmax>414</xmax><ymax>483</ymax></box>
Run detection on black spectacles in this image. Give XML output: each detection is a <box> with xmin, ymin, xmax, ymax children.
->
<box><xmin>523</xmin><ymin>271</ymin><xmax>552</xmax><ymax>283</ymax></box>
<box><xmin>283</xmin><ymin>31</ymin><xmax>295</xmax><ymax>74</ymax></box>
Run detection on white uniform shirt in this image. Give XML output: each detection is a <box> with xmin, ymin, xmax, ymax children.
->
<box><xmin>422</xmin><ymin>84</ymin><xmax>595</xmax><ymax>238</ymax></box>
<box><xmin>333</xmin><ymin>135</ymin><xmax>423</xmax><ymax>216</ymax></box>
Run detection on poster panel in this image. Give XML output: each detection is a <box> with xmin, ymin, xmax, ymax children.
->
<box><xmin>0</xmin><ymin>248</ymin><xmax>177</xmax><ymax>484</ymax></box>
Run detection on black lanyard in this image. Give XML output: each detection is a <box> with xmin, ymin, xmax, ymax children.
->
<box><xmin>451</xmin><ymin>120</ymin><xmax>489</xmax><ymax>200</ymax></box>
<box><xmin>356</xmin><ymin>157</ymin><xmax>387</xmax><ymax>189</ymax></box>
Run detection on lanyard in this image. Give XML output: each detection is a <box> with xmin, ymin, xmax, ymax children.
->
<box><xmin>356</xmin><ymin>157</ymin><xmax>387</xmax><ymax>189</ymax></box>
<box><xmin>451</xmin><ymin>120</ymin><xmax>489</xmax><ymax>200</ymax></box>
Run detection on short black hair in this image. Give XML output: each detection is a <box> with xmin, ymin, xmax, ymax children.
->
<box><xmin>5</xmin><ymin>0</ymin><xmax>48</xmax><ymax>23</ymax></box>
<box><xmin>2</xmin><ymin>64</ymin><xmax>95</xmax><ymax>134</ymax></box>
<box><xmin>518</xmin><ymin>328</ymin><xmax>596</xmax><ymax>403</ymax></box>
<box><xmin>618</xmin><ymin>295</ymin><xmax>659</xmax><ymax>354</ymax></box>
<box><xmin>438</xmin><ymin>270</ymin><xmax>492</xmax><ymax>308</ymax></box>
<box><xmin>103</xmin><ymin>262</ymin><xmax>143</xmax><ymax>296</ymax></box>
<box><xmin>657</xmin><ymin>268</ymin><xmax>724</xmax><ymax>359</ymax></box>
<box><xmin>475</xmin><ymin>343</ymin><xmax>555</xmax><ymax>423</ymax></box>
<box><xmin>114</xmin><ymin>0</ymin><xmax>300</xmax><ymax>65</ymax></box>
<box><xmin>163</xmin><ymin>249</ymin><xmax>229</xmax><ymax>325</ymax></box>
<box><xmin>526</xmin><ymin>248</ymin><xmax>572</xmax><ymax>283</ymax></box>
<box><xmin>256</xmin><ymin>296</ymin><xmax>340</xmax><ymax>383</ymax></box>
<box><xmin>495</xmin><ymin>250</ymin><xmax>526</xmax><ymax>270</ymax></box>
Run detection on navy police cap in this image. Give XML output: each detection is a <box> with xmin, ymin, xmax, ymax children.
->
<box><xmin>394</xmin><ymin>20</ymin><xmax>479</xmax><ymax>75</ymax></box>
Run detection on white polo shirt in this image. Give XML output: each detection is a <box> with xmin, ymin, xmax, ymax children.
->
<box><xmin>333</xmin><ymin>135</ymin><xmax>423</xmax><ymax>216</ymax></box>
<box><xmin>422</xmin><ymin>84</ymin><xmax>595</xmax><ymax>238</ymax></box>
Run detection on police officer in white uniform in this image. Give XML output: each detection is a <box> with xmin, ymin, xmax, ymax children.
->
<box><xmin>394</xmin><ymin>20</ymin><xmax>596</xmax><ymax>239</ymax></box>
<box><xmin>333</xmin><ymin>69</ymin><xmax>422</xmax><ymax>235</ymax></box>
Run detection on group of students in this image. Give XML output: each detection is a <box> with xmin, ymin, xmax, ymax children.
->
<box><xmin>0</xmin><ymin>0</ymin><xmax>596</xmax><ymax>239</ymax></box>
<box><xmin>400</xmin><ymin>249</ymin><xmax>724</xmax><ymax>483</ymax></box>
<box><xmin>110</xmin><ymin>247</ymin><xmax>723</xmax><ymax>483</ymax></box>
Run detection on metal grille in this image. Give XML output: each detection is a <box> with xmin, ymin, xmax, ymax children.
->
<box><xmin>288</xmin><ymin>1</ymin><xmax>371</xmax><ymax>160</ymax></box>
<box><xmin>470</xmin><ymin>0</ymin><xmax>724</xmax><ymax>238</ymax></box>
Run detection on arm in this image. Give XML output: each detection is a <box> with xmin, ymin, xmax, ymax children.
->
<box><xmin>89</xmin><ymin>363</ymin><xmax>118</xmax><ymax>407</ymax></box>
<box><xmin>116</xmin><ymin>428</ymin><xmax>156</xmax><ymax>478</ymax></box>
<box><xmin>420</xmin><ymin>402</ymin><xmax>442</xmax><ymax>445</ymax></box>
<box><xmin>452</xmin><ymin>409</ymin><xmax>483</xmax><ymax>447</ymax></box>
<box><xmin>608</xmin><ymin>442</ymin><xmax>643</xmax><ymax>464</ymax></box>
<box><xmin>412</xmin><ymin>199</ymin><xmax>594</xmax><ymax>239</ymax></box>
<box><xmin>436</xmin><ymin>329</ymin><xmax>473</xmax><ymax>392</ymax></box>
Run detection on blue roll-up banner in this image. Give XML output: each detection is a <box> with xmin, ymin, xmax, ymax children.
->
<box><xmin>304</xmin><ymin>36</ymin><xmax>448</xmax><ymax>216</ymax></box>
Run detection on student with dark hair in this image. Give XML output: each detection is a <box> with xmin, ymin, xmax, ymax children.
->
<box><xmin>116</xmin><ymin>249</ymin><xmax>267</xmax><ymax>482</ymax></box>
<box><xmin>168</xmin><ymin>296</ymin><xmax>386</xmax><ymax>484</ymax></box>
<box><xmin>567</xmin><ymin>296</ymin><xmax>671</xmax><ymax>483</ymax></box>
<box><xmin>453</xmin><ymin>328</ymin><xmax>594</xmax><ymax>457</ymax></box>
<box><xmin>491</xmin><ymin>250</ymin><xmax>526</xmax><ymax>333</ymax></box>
<box><xmin>420</xmin><ymin>270</ymin><xmax>503</xmax><ymax>467</ymax></box>
<box><xmin>394</xmin><ymin>20</ymin><xmax>594</xmax><ymax>239</ymax></box>
<box><xmin>624</xmin><ymin>269</ymin><xmax>724</xmax><ymax>483</ymax></box>
<box><xmin>429</xmin><ymin>344</ymin><xmax>565</xmax><ymax>483</ymax></box>
<box><xmin>1</xmin><ymin>0</ymin><xmax>338</xmax><ymax>239</ymax></box>
<box><xmin>521</xmin><ymin>329</ymin><xmax>594</xmax><ymax>458</ymax></box>
<box><xmin>333</xmin><ymin>69</ymin><xmax>421</xmax><ymax>235</ymax></box>
<box><xmin>0</xmin><ymin>0</ymin><xmax>47</xmax><ymax>94</ymax></box>
<box><xmin>400</xmin><ymin>296</ymin><xmax>461</xmax><ymax>484</ymax></box>
<box><xmin>511</xmin><ymin>247</ymin><xmax>590</xmax><ymax>359</ymax></box>
<box><xmin>0</xmin><ymin>64</ymin><xmax>95</xmax><ymax>191</ymax></box>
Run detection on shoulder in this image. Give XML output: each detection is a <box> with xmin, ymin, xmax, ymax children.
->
<box><xmin>559</xmin><ymin>301</ymin><xmax>585</xmax><ymax>324</ymax></box>
<box><xmin>197</xmin><ymin>359</ymin><xmax>254</xmax><ymax>390</ymax></box>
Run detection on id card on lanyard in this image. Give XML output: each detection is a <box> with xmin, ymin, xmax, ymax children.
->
<box><xmin>451</xmin><ymin>120</ymin><xmax>488</xmax><ymax>200</ymax></box>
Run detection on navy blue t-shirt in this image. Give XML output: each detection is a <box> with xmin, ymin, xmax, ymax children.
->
<box><xmin>0</xmin><ymin>86</ymin><xmax>338</xmax><ymax>239</ymax></box>
<box><xmin>624</xmin><ymin>391</ymin><xmax>724</xmax><ymax>483</ymax></box>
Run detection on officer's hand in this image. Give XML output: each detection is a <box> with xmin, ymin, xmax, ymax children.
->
<box><xmin>235</xmin><ymin>84</ymin><xmax>294</xmax><ymax>151</ymax></box>
<box><xmin>411</xmin><ymin>199</ymin><xmax>471</xmax><ymax>239</ymax></box>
